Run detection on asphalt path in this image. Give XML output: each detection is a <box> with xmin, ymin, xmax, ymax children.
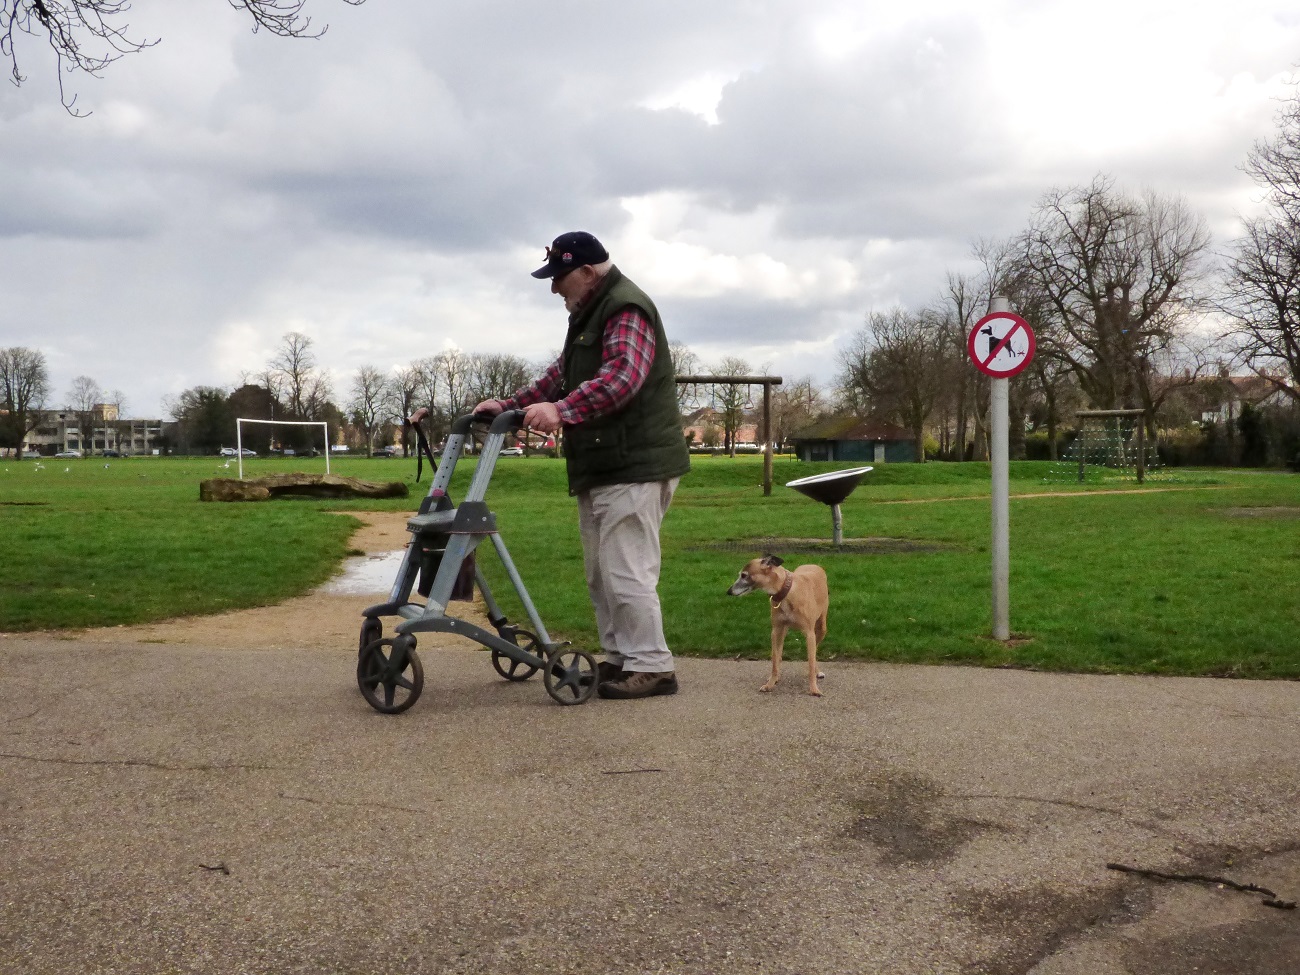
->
<box><xmin>1</xmin><ymin>637</ymin><xmax>1298</xmax><ymax>974</ymax></box>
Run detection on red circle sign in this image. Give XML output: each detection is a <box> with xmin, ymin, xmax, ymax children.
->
<box><xmin>968</xmin><ymin>312</ymin><xmax>1035</xmax><ymax>378</ymax></box>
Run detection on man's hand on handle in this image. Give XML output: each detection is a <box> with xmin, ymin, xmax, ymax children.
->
<box><xmin>522</xmin><ymin>402</ymin><xmax>562</xmax><ymax>434</ymax></box>
<box><xmin>407</xmin><ymin>406</ymin><xmax>430</xmax><ymax>425</ymax></box>
<box><xmin>472</xmin><ymin>399</ymin><xmax>505</xmax><ymax>418</ymax></box>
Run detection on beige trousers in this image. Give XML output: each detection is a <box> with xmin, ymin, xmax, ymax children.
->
<box><xmin>575</xmin><ymin>478</ymin><xmax>680</xmax><ymax>673</ymax></box>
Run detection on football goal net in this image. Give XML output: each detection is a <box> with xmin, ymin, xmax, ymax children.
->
<box><xmin>1046</xmin><ymin>409</ymin><xmax>1162</xmax><ymax>485</ymax></box>
<box><xmin>236</xmin><ymin>419</ymin><xmax>330</xmax><ymax>480</ymax></box>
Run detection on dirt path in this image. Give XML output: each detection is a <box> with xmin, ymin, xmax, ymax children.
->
<box><xmin>52</xmin><ymin>511</ymin><xmax>489</xmax><ymax>651</ymax></box>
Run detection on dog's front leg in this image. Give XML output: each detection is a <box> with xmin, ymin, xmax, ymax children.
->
<box><xmin>761</xmin><ymin>620</ymin><xmax>786</xmax><ymax>692</ymax></box>
<box><xmin>803</xmin><ymin>626</ymin><xmax>822</xmax><ymax>697</ymax></box>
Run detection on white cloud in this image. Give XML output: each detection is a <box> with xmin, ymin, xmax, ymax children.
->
<box><xmin>641</xmin><ymin>73</ymin><xmax>737</xmax><ymax>125</ymax></box>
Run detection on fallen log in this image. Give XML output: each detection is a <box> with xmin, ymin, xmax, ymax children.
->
<box><xmin>200</xmin><ymin>473</ymin><xmax>409</xmax><ymax>502</ymax></box>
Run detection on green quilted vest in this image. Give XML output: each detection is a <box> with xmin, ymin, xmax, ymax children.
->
<box><xmin>560</xmin><ymin>266</ymin><xmax>691</xmax><ymax>495</ymax></box>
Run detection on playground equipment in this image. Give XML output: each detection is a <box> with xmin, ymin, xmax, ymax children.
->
<box><xmin>785</xmin><ymin>467</ymin><xmax>873</xmax><ymax>545</ymax></box>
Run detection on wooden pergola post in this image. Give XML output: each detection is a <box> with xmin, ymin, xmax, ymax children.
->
<box><xmin>676</xmin><ymin>375</ymin><xmax>783</xmax><ymax>496</ymax></box>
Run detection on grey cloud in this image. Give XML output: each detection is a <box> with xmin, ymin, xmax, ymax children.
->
<box><xmin>1</xmin><ymin>1</ymin><xmax>1296</xmax><ymax>417</ymax></box>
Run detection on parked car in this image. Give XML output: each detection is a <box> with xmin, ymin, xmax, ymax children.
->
<box><xmin>499</xmin><ymin>446</ymin><xmax>524</xmax><ymax>456</ymax></box>
<box><xmin>330</xmin><ymin>445</ymin><xmax>349</xmax><ymax>453</ymax></box>
<box><xmin>102</xmin><ymin>449</ymin><xmax>123</xmax><ymax>458</ymax></box>
<box><xmin>375</xmin><ymin>445</ymin><xmax>400</xmax><ymax>457</ymax></box>
<box><xmin>54</xmin><ymin>450</ymin><xmax>80</xmax><ymax>458</ymax></box>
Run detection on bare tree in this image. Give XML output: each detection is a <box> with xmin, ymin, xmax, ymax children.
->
<box><xmin>1221</xmin><ymin>87</ymin><xmax>1300</xmax><ymax>405</ymax></box>
<box><xmin>770</xmin><ymin>376</ymin><xmax>825</xmax><ymax>447</ymax></box>
<box><xmin>347</xmin><ymin>365</ymin><xmax>390</xmax><ymax>456</ymax></box>
<box><xmin>430</xmin><ymin>349</ymin><xmax>472</xmax><ymax>424</ymax></box>
<box><xmin>409</xmin><ymin>355</ymin><xmax>441</xmax><ymax>437</ymax></box>
<box><xmin>2</xmin><ymin>0</ymin><xmax>367</xmax><ymax>115</ymax></box>
<box><xmin>269</xmin><ymin>331</ymin><xmax>331</xmax><ymax>420</ymax></box>
<box><xmin>711</xmin><ymin>355</ymin><xmax>752</xmax><ymax>456</ymax></box>
<box><xmin>925</xmin><ymin>269</ymin><xmax>991</xmax><ymax>459</ymax></box>
<box><xmin>0</xmin><ymin>346</ymin><xmax>50</xmax><ymax>458</ymax></box>
<box><xmin>836</xmin><ymin>308</ymin><xmax>948</xmax><ymax>462</ymax></box>
<box><xmin>404</xmin><ymin>351</ymin><xmax>474</xmax><ymax>444</ymax></box>
<box><xmin>1243</xmin><ymin>82</ymin><xmax>1300</xmax><ymax>217</ymax></box>
<box><xmin>1017</xmin><ymin>175</ymin><xmax>1211</xmax><ymax>425</ymax></box>
<box><xmin>1222</xmin><ymin>218</ymin><xmax>1300</xmax><ymax>403</ymax></box>
<box><xmin>65</xmin><ymin>374</ymin><xmax>102</xmax><ymax>454</ymax></box>
<box><xmin>668</xmin><ymin>342</ymin><xmax>702</xmax><ymax>412</ymax></box>
<box><xmin>388</xmin><ymin>365</ymin><xmax>423</xmax><ymax>456</ymax></box>
<box><xmin>102</xmin><ymin>387</ymin><xmax>127</xmax><ymax>453</ymax></box>
<box><xmin>467</xmin><ymin>352</ymin><xmax>533</xmax><ymax>406</ymax></box>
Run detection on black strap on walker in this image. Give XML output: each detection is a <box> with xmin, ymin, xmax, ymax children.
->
<box><xmin>405</xmin><ymin>418</ymin><xmax>439</xmax><ymax>483</ymax></box>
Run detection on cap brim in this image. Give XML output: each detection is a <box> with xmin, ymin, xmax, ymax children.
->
<box><xmin>531</xmin><ymin>263</ymin><xmax>557</xmax><ymax>279</ymax></box>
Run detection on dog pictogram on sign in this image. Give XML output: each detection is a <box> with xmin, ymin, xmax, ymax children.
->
<box><xmin>968</xmin><ymin>311</ymin><xmax>1035</xmax><ymax>378</ymax></box>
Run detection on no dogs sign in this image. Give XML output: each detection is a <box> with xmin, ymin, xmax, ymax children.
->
<box><xmin>968</xmin><ymin>311</ymin><xmax>1035</xmax><ymax>378</ymax></box>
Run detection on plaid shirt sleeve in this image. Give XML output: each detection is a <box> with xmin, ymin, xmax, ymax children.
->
<box><xmin>498</xmin><ymin>307</ymin><xmax>655</xmax><ymax>424</ymax></box>
<box><xmin>501</xmin><ymin>357</ymin><xmax>565</xmax><ymax>410</ymax></box>
<box><xmin>554</xmin><ymin>307</ymin><xmax>655</xmax><ymax>425</ymax></box>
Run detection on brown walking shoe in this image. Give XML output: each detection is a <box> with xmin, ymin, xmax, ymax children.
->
<box><xmin>598</xmin><ymin>670</ymin><xmax>678</xmax><ymax>700</ymax></box>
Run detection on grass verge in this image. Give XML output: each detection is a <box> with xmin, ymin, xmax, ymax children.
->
<box><xmin>2</xmin><ymin>453</ymin><xmax>1297</xmax><ymax>677</ymax></box>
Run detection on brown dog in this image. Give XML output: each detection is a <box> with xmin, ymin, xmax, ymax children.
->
<box><xmin>726</xmin><ymin>554</ymin><xmax>828</xmax><ymax>696</ymax></box>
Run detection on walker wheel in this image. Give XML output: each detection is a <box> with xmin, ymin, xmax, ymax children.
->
<box><xmin>358</xmin><ymin>618</ymin><xmax>382</xmax><ymax>659</ymax></box>
<box><xmin>357</xmin><ymin>636</ymin><xmax>424</xmax><ymax>714</ymax></box>
<box><xmin>491</xmin><ymin>630</ymin><xmax>542</xmax><ymax>682</ymax></box>
<box><xmin>542</xmin><ymin>648</ymin><xmax>598</xmax><ymax>705</ymax></box>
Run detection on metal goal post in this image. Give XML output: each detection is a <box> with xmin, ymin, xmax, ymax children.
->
<box><xmin>235</xmin><ymin>419</ymin><xmax>330</xmax><ymax>480</ymax></box>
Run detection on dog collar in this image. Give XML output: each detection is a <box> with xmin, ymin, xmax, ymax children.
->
<box><xmin>771</xmin><ymin>573</ymin><xmax>793</xmax><ymax>607</ymax></box>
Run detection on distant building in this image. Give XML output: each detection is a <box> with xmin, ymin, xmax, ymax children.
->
<box><xmin>22</xmin><ymin>406</ymin><xmax>163</xmax><ymax>456</ymax></box>
<box><xmin>1197</xmin><ymin>373</ymin><xmax>1289</xmax><ymax>427</ymax></box>
<box><xmin>789</xmin><ymin>415</ymin><xmax>917</xmax><ymax>463</ymax></box>
<box><xmin>681</xmin><ymin>407</ymin><xmax>758</xmax><ymax>447</ymax></box>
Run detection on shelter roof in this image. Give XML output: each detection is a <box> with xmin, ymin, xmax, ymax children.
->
<box><xmin>791</xmin><ymin>415</ymin><xmax>914</xmax><ymax>442</ymax></box>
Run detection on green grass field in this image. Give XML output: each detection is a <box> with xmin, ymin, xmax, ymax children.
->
<box><xmin>2</xmin><ymin>453</ymin><xmax>1298</xmax><ymax>677</ymax></box>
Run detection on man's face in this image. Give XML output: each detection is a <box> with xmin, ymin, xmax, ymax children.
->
<box><xmin>551</xmin><ymin>265</ymin><xmax>597</xmax><ymax>313</ymax></box>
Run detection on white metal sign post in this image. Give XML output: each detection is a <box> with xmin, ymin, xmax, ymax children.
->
<box><xmin>968</xmin><ymin>299</ymin><xmax>1035</xmax><ymax>641</ymax></box>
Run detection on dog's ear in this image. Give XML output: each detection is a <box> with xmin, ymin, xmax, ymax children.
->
<box><xmin>761</xmin><ymin>553</ymin><xmax>784</xmax><ymax>567</ymax></box>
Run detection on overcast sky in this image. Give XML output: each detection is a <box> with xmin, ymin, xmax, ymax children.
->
<box><xmin>2</xmin><ymin>0</ymin><xmax>1298</xmax><ymax>419</ymax></box>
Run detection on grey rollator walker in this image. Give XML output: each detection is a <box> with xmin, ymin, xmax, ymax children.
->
<box><xmin>356</xmin><ymin>410</ymin><xmax>598</xmax><ymax>713</ymax></box>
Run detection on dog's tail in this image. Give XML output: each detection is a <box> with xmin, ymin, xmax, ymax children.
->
<box><xmin>815</xmin><ymin>612</ymin><xmax>827</xmax><ymax>642</ymax></box>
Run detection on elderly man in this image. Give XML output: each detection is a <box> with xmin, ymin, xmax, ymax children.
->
<box><xmin>474</xmin><ymin>231</ymin><xmax>691</xmax><ymax>699</ymax></box>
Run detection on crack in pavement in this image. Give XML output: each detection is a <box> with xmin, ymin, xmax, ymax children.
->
<box><xmin>0</xmin><ymin>751</ymin><xmax>276</xmax><ymax>772</ymax></box>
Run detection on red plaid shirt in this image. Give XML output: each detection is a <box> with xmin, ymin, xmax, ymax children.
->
<box><xmin>502</xmin><ymin>307</ymin><xmax>656</xmax><ymax>425</ymax></box>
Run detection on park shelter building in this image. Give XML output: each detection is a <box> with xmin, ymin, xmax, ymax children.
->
<box><xmin>790</xmin><ymin>415</ymin><xmax>917</xmax><ymax>463</ymax></box>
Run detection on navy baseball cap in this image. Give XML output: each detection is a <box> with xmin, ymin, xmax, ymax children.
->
<box><xmin>531</xmin><ymin>231</ymin><xmax>609</xmax><ymax>279</ymax></box>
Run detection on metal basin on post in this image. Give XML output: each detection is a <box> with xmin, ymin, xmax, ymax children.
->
<box><xmin>784</xmin><ymin>466</ymin><xmax>873</xmax><ymax>545</ymax></box>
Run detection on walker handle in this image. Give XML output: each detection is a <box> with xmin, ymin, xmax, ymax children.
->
<box><xmin>487</xmin><ymin>409</ymin><xmax>525</xmax><ymax>434</ymax></box>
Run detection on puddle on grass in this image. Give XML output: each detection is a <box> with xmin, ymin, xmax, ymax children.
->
<box><xmin>319</xmin><ymin>550</ymin><xmax>406</xmax><ymax>595</ymax></box>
